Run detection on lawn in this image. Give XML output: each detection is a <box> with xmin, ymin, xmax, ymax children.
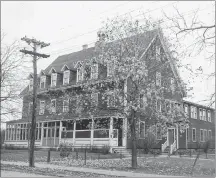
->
<box><xmin>1</xmin><ymin>149</ymin><xmax>122</xmax><ymax>162</ymax></box>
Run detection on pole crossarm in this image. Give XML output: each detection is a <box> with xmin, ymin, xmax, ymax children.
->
<box><xmin>20</xmin><ymin>49</ymin><xmax>50</xmax><ymax>58</ymax></box>
<box><xmin>21</xmin><ymin>36</ymin><xmax>50</xmax><ymax>48</ymax></box>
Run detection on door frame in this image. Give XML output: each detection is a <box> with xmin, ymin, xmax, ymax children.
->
<box><xmin>167</xmin><ymin>128</ymin><xmax>175</xmax><ymax>146</ymax></box>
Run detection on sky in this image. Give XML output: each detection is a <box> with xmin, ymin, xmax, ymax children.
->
<box><xmin>1</xmin><ymin>1</ymin><xmax>215</xmax><ymax>124</ymax></box>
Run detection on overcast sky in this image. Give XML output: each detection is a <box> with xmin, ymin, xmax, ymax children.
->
<box><xmin>1</xmin><ymin>1</ymin><xmax>215</xmax><ymax>107</ymax></box>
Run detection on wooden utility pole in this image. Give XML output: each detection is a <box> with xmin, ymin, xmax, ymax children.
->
<box><xmin>20</xmin><ymin>36</ymin><xmax>50</xmax><ymax>167</ymax></box>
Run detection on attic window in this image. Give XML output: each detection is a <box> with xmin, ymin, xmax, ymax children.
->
<box><xmin>156</xmin><ymin>46</ymin><xmax>161</xmax><ymax>61</ymax></box>
<box><xmin>63</xmin><ymin>70</ymin><xmax>70</xmax><ymax>85</ymax></box>
<box><xmin>91</xmin><ymin>63</ymin><xmax>98</xmax><ymax>79</ymax></box>
<box><xmin>40</xmin><ymin>76</ymin><xmax>46</xmax><ymax>89</ymax></box>
<box><xmin>77</xmin><ymin>64</ymin><xmax>83</xmax><ymax>82</ymax></box>
<box><xmin>51</xmin><ymin>73</ymin><xmax>57</xmax><ymax>87</ymax></box>
<box><xmin>29</xmin><ymin>78</ymin><xmax>33</xmax><ymax>91</ymax></box>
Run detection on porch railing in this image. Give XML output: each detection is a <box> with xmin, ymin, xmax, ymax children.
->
<box><xmin>161</xmin><ymin>140</ymin><xmax>168</xmax><ymax>152</ymax></box>
<box><xmin>170</xmin><ymin>139</ymin><xmax>177</xmax><ymax>154</ymax></box>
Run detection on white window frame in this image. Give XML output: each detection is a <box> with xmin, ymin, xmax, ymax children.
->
<box><xmin>203</xmin><ymin>129</ymin><xmax>207</xmax><ymax>141</ymax></box>
<box><xmin>190</xmin><ymin>106</ymin><xmax>194</xmax><ymax>118</ymax></box>
<box><xmin>203</xmin><ymin>109</ymin><xmax>206</xmax><ymax>121</ymax></box>
<box><xmin>156</xmin><ymin>72</ymin><xmax>161</xmax><ymax>86</ymax></box>
<box><xmin>29</xmin><ymin>78</ymin><xmax>33</xmax><ymax>91</ymax></box>
<box><xmin>39</xmin><ymin>101</ymin><xmax>45</xmax><ymax>115</ymax></box>
<box><xmin>170</xmin><ymin>78</ymin><xmax>175</xmax><ymax>91</ymax></box>
<box><xmin>192</xmin><ymin>128</ymin><xmax>196</xmax><ymax>142</ymax></box>
<box><xmin>91</xmin><ymin>93</ymin><xmax>98</xmax><ymax>106</ymax></box>
<box><xmin>107</xmin><ymin>92</ymin><xmax>115</xmax><ymax>107</ymax></box>
<box><xmin>157</xmin><ymin>99</ymin><xmax>162</xmax><ymax>112</ymax></box>
<box><xmin>51</xmin><ymin>73</ymin><xmax>57</xmax><ymax>87</ymax></box>
<box><xmin>77</xmin><ymin>66</ymin><xmax>83</xmax><ymax>82</ymax></box>
<box><xmin>107</xmin><ymin>60</ymin><xmax>115</xmax><ymax>77</ymax></box>
<box><xmin>194</xmin><ymin>106</ymin><xmax>197</xmax><ymax>119</ymax></box>
<box><xmin>208</xmin><ymin>130</ymin><xmax>212</xmax><ymax>140</ymax></box>
<box><xmin>156</xmin><ymin>124</ymin><xmax>162</xmax><ymax>140</ymax></box>
<box><xmin>91</xmin><ymin>63</ymin><xmax>98</xmax><ymax>79</ymax></box>
<box><xmin>63</xmin><ymin>99</ymin><xmax>69</xmax><ymax>112</ymax></box>
<box><xmin>207</xmin><ymin>110</ymin><xmax>211</xmax><ymax>122</ymax></box>
<box><xmin>139</xmin><ymin>120</ymin><xmax>145</xmax><ymax>138</ymax></box>
<box><xmin>199</xmin><ymin>108</ymin><xmax>203</xmax><ymax>120</ymax></box>
<box><xmin>63</xmin><ymin>70</ymin><xmax>70</xmax><ymax>85</ymax></box>
<box><xmin>156</xmin><ymin>45</ymin><xmax>161</xmax><ymax>61</ymax></box>
<box><xmin>40</xmin><ymin>76</ymin><xmax>46</xmax><ymax>89</ymax></box>
<box><xmin>51</xmin><ymin>99</ymin><xmax>56</xmax><ymax>113</ymax></box>
<box><xmin>200</xmin><ymin>129</ymin><xmax>204</xmax><ymax>142</ymax></box>
<box><xmin>184</xmin><ymin>104</ymin><xmax>188</xmax><ymax>115</ymax></box>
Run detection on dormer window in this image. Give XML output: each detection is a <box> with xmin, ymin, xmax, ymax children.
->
<box><xmin>77</xmin><ymin>66</ymin><xmax>83</xmax><ymax>82</ymax></box>
<box><xmin>107</xmin><ymin>60</ymin><xmax>115</xmax><ymax>77</ymax></box>
<box><xmin>40</xmin><ymin>76</ymin><xmax>46</xmax><ymax>89</ymax></box>
<box><xmin>170</xmin><ymin>78</ymin><xmax>175</xmax><ymax>91</ymax></box>
<box><xmin>156</xmin><ymin>45</ymin><xmax>161</xmax><ymax>61</ymax></box>
<box><xmin>51</xmin><ymin>73</ymin><xmax>57</xmax><ymax>87</ymax></box>
<box><xmin>29</xmin><ymin>78</ymin><xmax>33</xmax><ymax>91</ymax></box>
<box><xmin>91</xmin><ymin>63</ymin><xmax>98</xmax><ymax>79</ymax></box>
<box><xmin>63</xmin><ymin>70</ymin><xmax>70</xmax><ymax>85</ymax></box>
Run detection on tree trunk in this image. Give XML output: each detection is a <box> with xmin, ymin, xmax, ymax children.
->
<box><xmin>130</xmin><ymin>112</ymin><xmax>137</xmax><ymax>169</ymax></box>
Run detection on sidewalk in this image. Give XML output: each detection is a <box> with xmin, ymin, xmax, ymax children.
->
<box><xmin>1</xmin><ymin>170</ymin><xmax>49</xmax><ymax>177</ymax></box>
<box><xmin>1</xmin><ymin>161</ymin><xmax>184</xmax><ymax>177</ymax></box>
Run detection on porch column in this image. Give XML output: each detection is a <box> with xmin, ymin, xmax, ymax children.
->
<box><xmin>5</xmin><ymin>124</ymin><xmax>7</xmax><ymax>141</ymax></box>
<box><xmin>59</xmin><ymin>121</ymin><xmax>62</xmax><ymax>144</ymax></box>
<box><xmin>167</xmin><ymin>128</ymin><xmax>169</xmax><ymax>145</ymax></box>
<box><xmin>109</xmin><ymin>117</ymin><xmax>113</xmax><ymax>148</ymax></box>
<box><xmin>46</xmin><ymin>125</ymin><xmax>48</xmax><ymax>146</ymax></box>
<box><xmin>73</xmin><ymin>120</ymin><xmax>76</xmax><ymax>145</ymax></box>
<box><xmin>90</xmin><ymin>118</ymin><xmax>94</xmax><ymax>147</ymax></box>
<box><xmin>41</xmin><ymin>122</ymin><xmax>44</xmax><ymax>146</ymax></box>
<box><xmin>176</xmin><ymin>124</ymin><xmax>179</xmax><ymax>149</ymax></box>
<box><xmin>186</xmin><ymin>128</ymin><xmax>188</xmax><ymax>149</ymax></box>
<box><xmin>54</xmin><ymin>121</ymin><xmax>56</xmax><ymax>147</ymax></box>
<box><xmin>10</xmin><ymin>125</ymin><xmax>12</xmax><ymax>141</ymax></box>
<box><xmin>122</xmin><ymin>118</ymin><xmax>127</xmax><ymax>147</ymax></box>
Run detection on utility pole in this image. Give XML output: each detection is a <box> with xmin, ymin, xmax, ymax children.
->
<box><xmin>20</xmin><ymin>36</ymin><xmax>50</xmax><ymax>167</ymax></box>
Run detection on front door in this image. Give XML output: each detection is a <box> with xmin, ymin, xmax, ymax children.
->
<box><xmin>168</xmin><ymin>129</ymin><xmax>175</xmax><ymax>146</ymax></box>
<box><xmin>114</xmin><ymin>118</ymin><xmax>123</xmax><ymax>146</ymax></box>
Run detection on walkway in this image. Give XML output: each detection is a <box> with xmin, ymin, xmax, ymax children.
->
<box><xmin>1</xmin><ymin>161</ymin><xmax>184</xmax><ymax>177</ymax></box>
<box><xmin>1</xmin><ymin>170</ymin><xmax>49</xmax><ymax>177</ymax></box>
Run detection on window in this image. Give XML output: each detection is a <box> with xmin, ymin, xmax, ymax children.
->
<box><xmin>203</xmin><ymin>109</ymin><xmax>206</xmax><ymax>121</ymax></box>
<box><xmin>107</xmin><ymin>59</ymin><xmax>115</xmax><ymax>77</ymax></box>
<box><xmin>207</xmin><ymin>110</ymin><xmax>211</xmax><ymax>122</ymax></box>
<box><xmin>63</xmin><ymin>100</ymin><xmax>69</xmax><ymax>112</ymax></box>
<box><xmin>170</xmin><ymin>78</ymin><xmax>175</xmax><ymax>91</ymax></box>
<box><xmin>156</xmin><ymin>72</ymin><xmax>161</xmax><ymax>86</ymax></box>
<box><xmin>200</xmin><ymin>129</ymin><xmax>204</xmax><ymax>142</ymax></box>
<box><xmin>107</xmin><ymin>92</ymin><xmax>115</xmax><ymax>107</ymax></box>
<box><xmin>63</xmin><ymin>70</ymin><xmax>70</xmax><ymax>85</ymax></box>
<box><xmin>157</xmin><ymin>99</ymin><xmax>162</xmax><ymax>112</ymax></box>
<box><xmin>184</xmin><ymin>104</ymin><xmax>188</xmax><ymax>115</ymax></box>
<box><xmin>51</xmin><ymin>73</ymin><xmax>57</xmax><ymax>87</ymax></box>
<box><xmin>190</xmin><ymin>106</ymin><xmax>197</xmax><ymax>119</ymax></box>
<box><xmin>165</xmin><ymin>101</ymin><xmax>170</xmax><ymax>113</ymax></box>
<box><xmin>140</xmin><ymin>94</ymin><xmax>147</xmax><ymax>108</ymax></box>
<box><xmin>204</xmin><ymin>129</ymin><xmax>207</xmax><ymax>141</ymax></box>
<box><xmin>28</xmin><ymin>102</ymin><xmax>33</xmax><ymax>115</ymax></box>
<box><xmin>40</xmin><ymin>76</ymin><xmax>46</xmax><ymax>89</ymax></box>
<box><xmin>139</xmin><ymin>121</ymin><xmax>145</xmax><ymax>138</ymax></box>
<box><xmin>199</xmin><ymin>109</ymin><xmax>203</xmax><ymax>120</ymax></box>
<box><xmin>29</xmin><ymin>78</ymin><xmax>33</xmax><ymax>91</ymax></box>
<box><xmin>156</xmin><ymin>46</ymin><xmax>161</xmax><ymax>61</ymax></box>
<box><xmin>77</xmin><ymin>66</ymin><xmax>83</xmax><ymax>82</ymax></box>
<box><xmin>39</xmin><ymin>101</ymin><xmax>45</xmax><ymax>115</ymax></box>
<box><xmin>156</xmin><ymin>124</ymin><xmax>162</xmax><ymax>140</ymax></box>
<box><xmin>91</xmin><ymin>64</ymin><xmax>98</xmax><ymax>79</ymax></box>
<box><xmin>192</xmin><ymin>128</ymin><xmax>196</xmax><ymax>142</ymax></box>
<box><xmin>51</xmin><ymin>99</ymin><xmax>56</xmax><ymax>113</ymax></box>
<box><xmin>91</xmin><ymin>93</ymin><xmax>98</xmax><ymax>106</ymax></box>
<box><xmin>208</xmin><ymin>130</ymin><xmax>212</xmax><ymax>140</ymax></box>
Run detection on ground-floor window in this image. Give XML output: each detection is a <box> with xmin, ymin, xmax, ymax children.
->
<box><xmin>186</xmin><ymin>128</ymin><xmax>189</xmax><ymax>142</ymax></box>
<box><xmin>208</xmin><ymin>130</ymin><xmax>212</xmax><ymax>140</ymax></box>
<box><xmin>156</xmin><ymin>124</ymin><xmax>162</xmax><ymax>140</ymax></box>
<box><xmin>192</xmin><ymin>128</ymin><xmax>196</xmax><ymax>142</ymax></box>
<box><xmin>200</xmin><ymin>129</ymin><xmax>204</xmax><ymax>142</ymax></box>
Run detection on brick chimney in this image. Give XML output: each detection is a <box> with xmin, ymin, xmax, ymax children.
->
<box><xmin>82</xmin><ymin>44</ymin><xmax>88</xmax><ymax>50</ymax></box>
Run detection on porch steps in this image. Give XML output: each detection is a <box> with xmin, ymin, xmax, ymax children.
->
<box><xmin>112</xmin><ymin>147</ymin><xmax>132</xmax><ymax>157</ymax></box>
<box><xmin>162</xmin><ymin>146</ymin><xmax>170</xmax><ymax>154</ymax></box>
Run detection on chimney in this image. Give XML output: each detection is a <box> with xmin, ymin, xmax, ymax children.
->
<box><xmin>82</xmin><ymin>44</ymin><xmax>88</xmax><ymax>50</ymax></box>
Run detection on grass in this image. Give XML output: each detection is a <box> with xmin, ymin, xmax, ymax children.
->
<box><xmin>1</xmin><ymin>149</ymin><xmax>122</xmax><ymax>162</ymax></box>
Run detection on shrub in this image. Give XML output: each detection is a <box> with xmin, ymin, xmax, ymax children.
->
<box><xmin>59</xmin><ymin>142</ymin><xmax>73</xmax><ymax>158</ymax></box>
<box><xmin>101</xmin><ymin>144</ymin><xmax>110</xmax><ymax>154</ymax></box>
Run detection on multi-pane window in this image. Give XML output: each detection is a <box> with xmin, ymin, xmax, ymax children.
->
<box><xmin>156</xmin><ymin>124</ymin><xmax>162</xmax><ymax>140</ymax></box>
<box><xmin>208</xmin><ymin>130</ymin><xmax>212</xmax><ymax>140</ymax></box>
<box><xmin>29</xmin><ymin>78</ymin><xmax>33</xmax><ymax>91</ymax></box>
<box><xmin>39</xmin><ymin>101</ymin><xmax>45</xmax><ymax>115</ymax></box>
<box><xmin>77</xmin><ymin>66</ymin><xmax>83</xmax><ymax>82</ymax></box>
<box><xmin>192</xmin><ymin>128</ymin><xmax>196</xmax><ymax>142</ymax></box>
<box><xmin>51</xmin><ymin>73</ymin><xmax>57</xmax><ymax>87</ymax></box>
<box><xmin>51</xmin><ymin>99</ymin><xmax>56</xmax><ymax>113</ymax></box>
<box><xmin>156</xmin><ymin>72</ymin><xmax>161</xmax><ymax>86</ymax></box>
<box><xmin>204</xmin><ymin>129</ymin><xmax>207</xmax><ymax>141</ymax></box>
<box><xmin>157</xmin><ymin>99</ymin><xmax>162</xmax><ymax>112</ymax></box>
<box><xmin>203</xmin><ymin>109</ymin><xmax>206</xmax><ymax>121</ymax></box>
<box><xmin>107</xmin><ymin>92</ymin><xmax>115</xmax><ymax>107</ymax></box>
<box><xmin>199</xmin><ymin>109</ymin><xmax>203</xmax><ymax>120</ymax></box>
<box><xmin>200</xmin><ymin>129</ymin><xmax>204</xmax><ymax>142</ymax></box>
<box><xmin>107</xmin><ymin>58</ymin><xmax>115</xmax><ymax>77</ymax></box>
<box><xmin>170</xmin><ymin>78</ymin><xmax>175</xmax><ymax>91</ymax></box>
<box><xmin>139</xmin><ymin>121</ymin><xmax>145</xmax><ymax>138</ymax></box>
<box><xmin>40</xmin><ymin>76</ymin><xmax>46</xmax><ymax>89</ymax></box>
<box><xmin>91</xmin><ymin>93</ymin><xmax>98</xmax><ymax>106</ymax></box>
<box><xmin>140</xmin><ymin>94</ymin><xmax>147</xmax><ymax>108</ymax></box>
<box><xmin>207</xmin><ymin>110</ymin><xmax>211</xmax><ymax>122</ymax></box>
<box><xmin>63</xmin><ymin>100</ymin><xmax>69</xmax><ymax>112</ymax></box>
<box><xmin>156</xmin><ymin>46</ymin><xmax>161</xmax><ymax>61</ymax></box>
<box><xmin>191</xmin><ymin>106</ymin><xmax>197</xmax><ymax>119</ymax></box>
<box><xmin>63</xmin><ymin>70</ymin><xmax>70</xmax><ymax>85</ymax></box>
<box><xmin>91</xmin><ymin>64</ymin><xmax>98</xmax><ymax>79</ymax></box>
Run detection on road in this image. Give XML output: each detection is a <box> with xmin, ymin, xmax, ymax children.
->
<box><xmin>1</xmin><ymin>170</ymin><xmax>49</xmax><ymax>177</ymax></box>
